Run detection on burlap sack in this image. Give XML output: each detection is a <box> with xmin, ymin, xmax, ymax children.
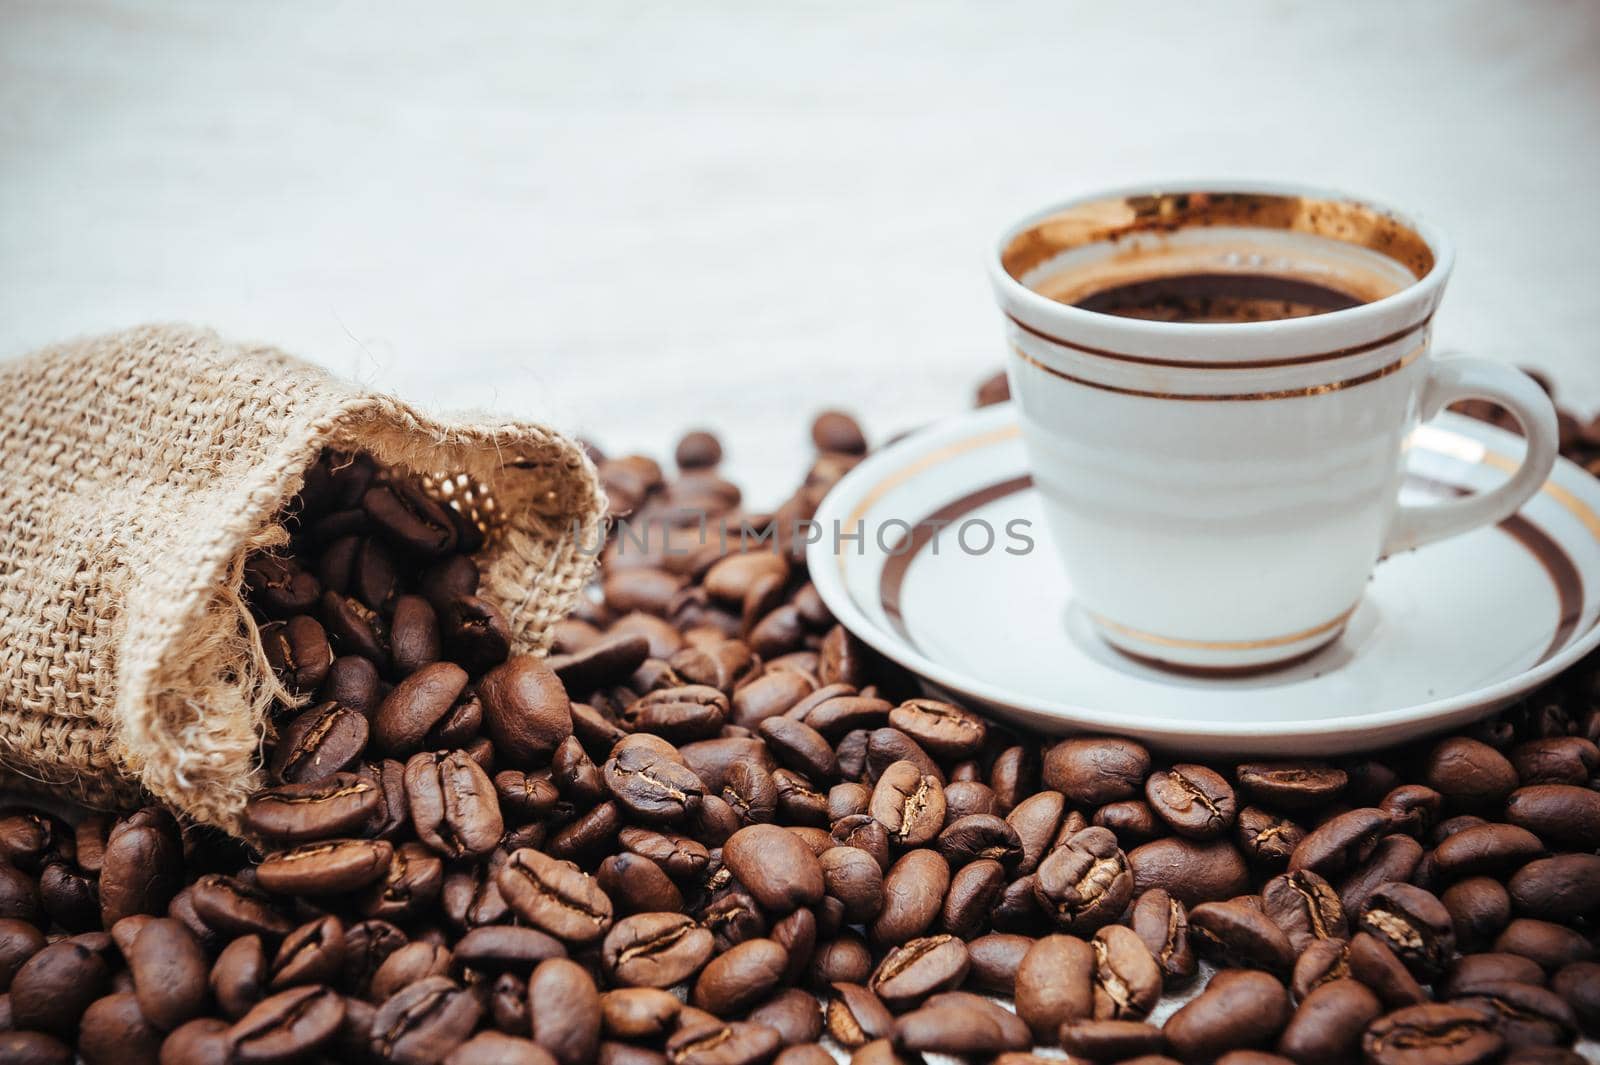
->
<box><xmin>0</xmin><ymin>325</ymin><xmax>605</xmax><ymax>830</ymax></box>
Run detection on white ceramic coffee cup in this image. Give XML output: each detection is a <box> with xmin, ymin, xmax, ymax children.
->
<box><xmin>988</xmin><ymin>181</ymin><xmax>1559</xmax><ymax>673</ymax></box>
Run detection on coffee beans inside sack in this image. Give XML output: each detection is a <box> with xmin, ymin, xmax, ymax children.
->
<box><xmin>3</xmin><ymin>338</ymin><xmax>1600</xmax><ymax>1063</ymax></box>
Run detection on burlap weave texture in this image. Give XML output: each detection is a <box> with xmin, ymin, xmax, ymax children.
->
<box><xmin>0</xmin><ymin>325</ymin><xmax>604</xmax><ymax>829</ymax></box>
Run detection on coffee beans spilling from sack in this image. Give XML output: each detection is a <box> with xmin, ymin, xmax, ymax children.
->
<box><xmin>3</xmin><ymin>381</ymin><xmax>1600</xmax><ymax>1065</ymax></box>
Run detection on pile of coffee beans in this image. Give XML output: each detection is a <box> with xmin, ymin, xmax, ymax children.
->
<box><xmin>1</xmin><ymin>377</ymin><xmax>1599</xmax><ymax>1065</ymax></box>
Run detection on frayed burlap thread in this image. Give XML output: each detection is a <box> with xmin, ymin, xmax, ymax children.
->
<box><xmin>0</xmin><ymin>325</ymin><xmax>604</xmax><ymax>831</ymax></box>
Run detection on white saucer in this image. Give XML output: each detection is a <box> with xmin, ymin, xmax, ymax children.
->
<box><xmin>808</xmin><ymin>404</ymin><xmax>1600</xmax><ymax>755</ymax></box>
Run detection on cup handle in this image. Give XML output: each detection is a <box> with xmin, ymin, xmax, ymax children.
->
<box><xmin>1384</xmin><ymin>357</ymin><xmax>1559</xmax><ymax>555</ymax></box>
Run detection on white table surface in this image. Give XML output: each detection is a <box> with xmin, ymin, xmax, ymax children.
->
<box><xmin>3</xmin><ymin>0</ymin><xmax>1598</xmax><ymax>507</ymax></box>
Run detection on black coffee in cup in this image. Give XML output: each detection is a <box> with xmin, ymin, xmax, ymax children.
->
<box><xmin>1069</xmin><ymin>271</ymin><xmax>1367</xmax><ymax>323</ymax></box>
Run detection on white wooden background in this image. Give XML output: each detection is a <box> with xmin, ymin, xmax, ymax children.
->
<box><xmin>3</xmin><ymin>0</ymin><xmax>1598</xmax><ymax>506</ymax></box>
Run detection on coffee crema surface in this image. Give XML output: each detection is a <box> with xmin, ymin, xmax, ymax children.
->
<box><xmin>1069</xmin><ymin>270</ymin><xmax>1369</xmax><ymax>323</ymax></box>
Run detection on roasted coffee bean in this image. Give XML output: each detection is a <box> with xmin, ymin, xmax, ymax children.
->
<box><xmin>830</xmin><ymin>814</ymin><xmax>889</xmax><ymax>872</ymax></box>
<box><xmin>262</xmin><ymin>615</ymin><xmax>333</xmax><ymax>694</ymax></box>
<box><xmin>1042</xmin><ymin>737</ymin><xmax>1150</xmax><ymax>805</ymax></box>
<box><xmin>528</xmin><ymin>958</ymin><xmax>601</xmax><ymax>1065</ymax></box>
<box><xmin>372</xmin><ymin>942</ymin><xmax>452</xmax><ymax>1002</ymax></box>
<box><xmin>991</xmin><ymin>874</ymin><xmax>1045</xmax><ymax>932</ymax></box>
<box><xmin>1442</xmin><ymin>877</ymin><xmax>1512</xmax><ymax>951</ymax></box>
<box><xmin>1128</xmin><ymin>836</ymin><xmax>1251</xmax><ymax>905</ymax></box>
<box><xmin>863</xmin><ymin>760</ymin><xmax>941</xmax><ymax>845</ymax></box>
<box><xmin>1277</xmin><ymin>979</ymin><xmax>1383</xmax><ymax>1064</ymax></box>
<box><xmin>471</xmin><ymin>656</ymin><xmax>572</xmax><ymax>765</ymax></box>
<box><xmin>600</xmin><ymin>986</ymin><xmax>681</xmax><ymax>1040</ymax></box>
<box><xmin>758</xmin><ymin>717</ymin><xmax>837</xmax><ymax>782</ymax></box>
<box><xmin>190</xmin><ymin>874</ymin><xmax>292</xmax><ymax>939</ymax></box>
<box><xmin>404</xmin><ymin>749</ymin><xmax>503</xmax><ymax>858</ymax></box>
<box><xmin>1510</xmin><ymin>736</ymin><xmax>1600</xmax><ymax>786</ymax></box>
<box><xmin>99</xmin><ymin>809</ymin><xmax>183</xmax><ymax>928</ymax></box>
<box><xmin>697</xmin><ymin>887</ymin><xmax>766</xmax><ymax>953</ymax></box>
<box><xmin>666</xmin><ymin>1019</ymin><xmax>783</xmax><ymax>1065</ymax></box>
<box><xmin>1058</xmin><ymin>1018</ymin><xmax>1166</xmax><ymax>1059</ymax></box>
<box><xmin>211</xmin><ymin>935</ymin><xmax>268</xmax><ymax>1019</ymax></box>
<box><xmin>597</xmin><ymin>853</ymin><xmax>684</xmax><ymax>914</ymax></box>
<box><xmin>1362</xmin><ymin>1003</ymin><xmax>1503</xmax><ymax>1065</ymax></box>
<box><xmin>246</xmin><ymin>554</ymin><xmax>322</xmax><ymax>617</ymax></box>
<box><xmin>625</xmin><ymin>686</ymin><xmax>730</xmax><ymax>744</ymax></box>
<box><xmin>38</xmin><ymin>860</ymin><xmax>98</xmax><ymax>932</ymax></box>
<box><xmin>1005</xmin><ymin>790</ymin><xmax>1065</xmax><ymax>876</ymax></box>
<box><xmin>1292</xmin><ymin>936</ymin><xmax>1353</xmax><ymax>1001</ymax></box>
<box><xmin>869</xmin><ymin>934</ymin><xmax>969</xmax><ymax>1010</ymax></box>
<box><xmin>1494</xmin><ymin>918</ymin><xmax>1595</xmax><ymax>971</ymax></box>
<box><xmin>1505</xmin><ymin>784</ymin><xmax>1600</xmax><ymax>848</ymax></box>
<box><xmin>941</xmin><ymin>858</ymin><xmax>1006</xmax><ymax>940</ymax></box>
<box><xmin>1507</xmin><ymin>853</ymin><xmax>1600</xmax><ymax>921</ymax></box>
<box><xmin>370</xmin><ymin>975</ymin><xmax>482</xmax><ymax>1064</ymax></box>
<box><xmin>1145</xmin><ymin>764</ymin><xmax>1236</xmax><ymax>839</ymax></box>
<box><xmin>1454</xmin><ymin>980</ymin><xmax>1578</xmax><ymax>1047</ymax></box>
<box><xmin>1551</xmin><ymin>962</ymin><xmax>1600</xmax><ymax>1037</ymax></box>
<box><xmin>1236</xmin><ymin>762</ymin><xmax>1347</xmax><ymax>808</ymax></box>
<box><xmin>891</xmin><ymin>995</ymin><xmax>1030</xmax><ymax>1055</ymax></box>
<box><xmin>826</xmin><ymin>982</ymin><xmax>893</xmax><ymax>1048</ymax></box>
<box><xmin>269</xmin><ymin>915</ymin><xmax>345</xmax><ymax>990</ymax></box>
<box><xmin>1444</xmin><ymin>952</ymin><xmax>1545</xmax><ymax>997</ymax></box>
<box><xmin>447</xmin><ymin>925</ymin><xmax>563</xmax><ymax>977</ymax></box>
<box><xmin>602</xmin><ymin>744</ymin><xmax>706</xmax><ymax>825</ymax></box>
<box><xmin>721</xmin><ymin>824</ymin><xmax>824</xmax><ymax>914</ymax></box>
<box><xmin>1380</xmin><ymin>784</ymin><xmax>1443</xmax><ymax>838</ymax></box>
<box><xmin>270</xmin><ymin>701</ymin><xmax>370</xmax><ymax>784</ymax></box>
<box><xmin>818</xmin><ymin>847</ymin><xmax>884</xmax><ymax>925</ymax></box>
<box><xmin>243</xmin><ymin>773</ymin><xmax>384</xmax><ymax>844</ymax></box>
<box><xmin>1237</xmin><ymin>806</ymin><xmax>1306</xmax><ymax>867</ymax></box>
<box><xmin>1164</xmin><ymin>969</ymin><xmax>1291</xmax><ymax>1061</ymax></box>
<box><xmin>617</xmin><ymin>827</ymin><xmax>710</xmax><ymax>882</ymax></box>
<box><xmin>870</xmin><ymin>849</ymin><xmax>948</xmax><ymax>946</ymax></box>
<box><xmin>1348</xmin><ymin>932</ymin><xmax>1429</xmax><ymax>1008</ymax></box>
<box><xmin>1426</xmin><ymin>737</ymin><xmax>1519</xmax><ymax>806</ymax></box>
<box><xmin>10</xmin><ymin>938</ymin><xmax>111</xmax><ymax>1035</ymax></box>
<box><xmin>1189</xmin><ymin>900</ymin><xmax>1296</xmax><ymax>975</ymax></box>
<box><xmin>887</xmin><ymin>699</ymin><xmax>986</xmax><ymax>760</ymax></box>
<box><xmin>1131</xmin><ymin>888</ymin><xmax>1197</xmax><ymax>987</ymax></box>
<box><xmin>1338</xmin><ymin>832</ymin><xmax>1425</xmax><ymax>917</ymax></box>
<box><xmin>1360</xmin><ymin>882</ymin><xmax>1455</xmax><ymax>980</ymax></box>
<box><xmin>690</xmin><ymin>938</ymin><xmax>788</xmax><ymax>1016</ymax></box>
<box><xmin>498</xmin><ymin>848</ymin><xmax>613</xmax><ymax>944</ymax></box>
<box><xmin>372</xmin><ymin>663</ymin><xmax>471</xmax><ymax>756</ymax></box>
<box><xmin>126</xmin><ymin>917</ymin><xmax>209</xmax><ymax>1030</ymax></box>
<box><xmin>1261</xmin><ymin>869</ymin><xmax>1347</xmax><ymax>953</ymax></box>
<box><xmin>447</xmin><ymin>1031</ymin><xmax>556</xmax><ymax>1065</ymax></box>
<box><xmin>549</xmin><ymin>633</ymin><xmax>652</xmax><ymax>697</ymax></box>
<box><xmin>1287</xmin><ymin>807</ymin><xmax>1390</xmax><ymax>877</ymax></box>
<box><xmin>440</xmin><ymin>595</ymin><xmax>513</xmax><ymax>674</ymax></box>
<box><xmin>602</xmin><ymin>912</ymin><xmax>713</xmax><ymax>988</ymax></box>
<box><xmin>1434</xmin><ymin>823</ymin><xmax>1545</xmax><ymax>877</ymax></box>
<box><xmin>228</xmin><ymin>984</ymin><xmax>346</xmax><ymax>1063</ymax></box>
<box><xmin>935</xmin><ymin>814</ymin><xmax>1022</xmax><ymax>870</ymax></box>
<box><xmin>1091</xmin><ymin>923</ymin><xmax>1161</xmax><ymax>1019</ymax></box>
<box><xmin>257</xmin><ymin>838</ymin><xmax>394</xmax><ymax>895</ymax></box>
<box><xmin>388</xmin><ymin>594</ymin><xmax>442</xmax><ymax>676</ymax></box>
<box><xmin>746</xmin><ymin>987</ymin><xmax>823</xmax><ymax>1046</ymax></box>
<box><xmin>1093</xmin><ymin>799</ymin><xmax>1162</xmax><ymax>846</ymax></box>
<box><xmin>0</xmin><ymin>918</ymin><xmax>46</xmax><ymax>991</ymax></box>
<box><xmin>943</xmin><ymin>779</ymin><xmax>997</xmax><ymax>821</ymax></box>
<box><xmin>772</xmin><ymin>907</ymin><xmax>818</xmax><ymax>984</ymax></box>
<box><xmin>321</xmin><ymin>590</ymin><xmax>390</xmax><ymax>668</ymax></box>
<box><xmin>343</xmin><ymin>919</ymin><xmax>407</xmax><ymax>997</ymax></box>
<box><xmin>1034</xmin><ymin>827</ymin><xmax>1132</xmax><ymax>932</ymax></box>
<box><xmin>78</xmin><ymin>991</ymin><xmax>163</xmax><ymax>1065</ymax></box>
<box><xmin>965</xmin><ymin>933</ymin><xmax>1032</xmax><ymax>994</ymax></box>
